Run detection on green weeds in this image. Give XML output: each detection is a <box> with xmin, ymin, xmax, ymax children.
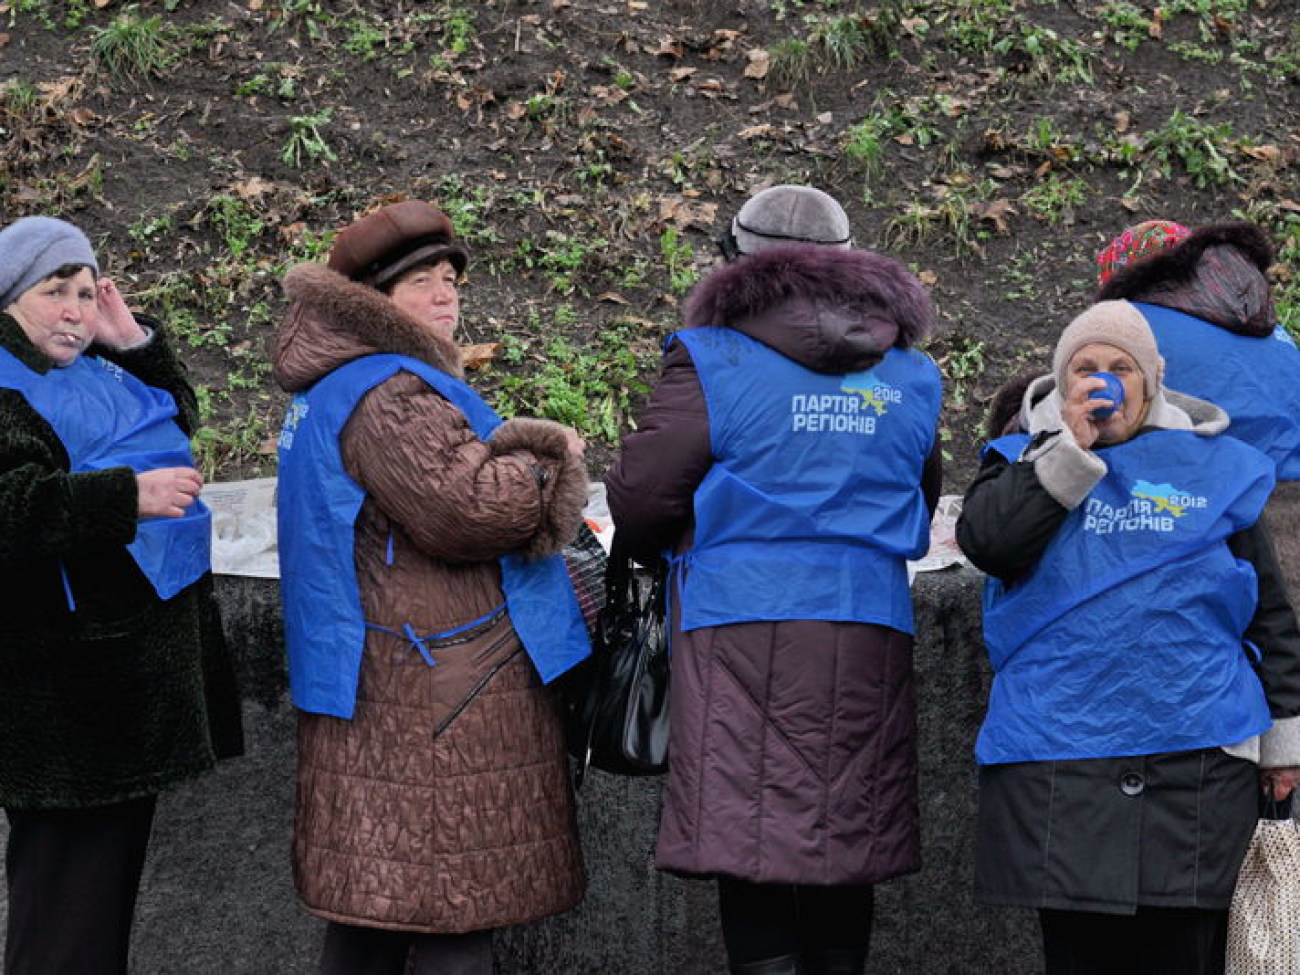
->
<box><xmin>885</xmin><ymin>178</ymin><xmax>995</xmax><ymax>258</ymax></box>
<box><xmin>769</xmin><ymin>11</ymin><xmax>893</xmax><ymax>86</ymax></box>
<box><xmin>90</xmin><ymin>7</ymin><xmax>175</xmax><ymax>81</ymax></box>
<box><xmin>235</xmin><ymin>64</ymin><xmax>301</xmax><ymax>101</ymax></box>
<box><xmin>427</xmin><ymin>177</ymin><xmax>502</xmax><ymax>248</ymax></box>
<box><xmin>995</xmin><ymin>24</ymin><xmax>1093</xmax><ymax>83</ymax></box>
<box><xmin>281</xmin><ymin>109</ymin><xmax>337</xmax><ymax>168</ymax></box>
<box><xmin>1093</xmin><ymin>1</ymin><xmax>1153</xmax><ymax>51</ymax></box>
<box><xmin>516</xmin><ymin>232</ymin><xmax>610</xmax><ymax>296</ymax></box>
<box><xmin>933</xmin><ymin>335</ymin><xmax>987</xmax><ymax>422</ymax></box>
<box><xmin>127</xmin><ymin>210</ymin><xmax>174</xmax><ymax>247</ymax></box>
<box><xmin>192</xmin><ymin>398</ymin><xmax>278</xmax><ymax>480</ymax></box>
<box><xmin>438</xmin><ymin>6</ymin><xmax>476</xmax><ymax>58</ymax></box>
<box><xmin>490</xmin><ymin>314</ymin><xmax>653</xmax><ymax>443</ymax></box>
<box><xmin>1146</xmin><ymin>111</ymin><xmax>1239</xmax><ymax>187</ymax></box>
<box><xmin>206</xmin><ymin>195</ymin><xmax>266</xmax><ymax>261</ymax></box>
<box><xmin>1020</xmin><ymin>175</ymin><xmax>1089</xmax><ymax>227</ymax></box>
<box><xmin>660</xmin><ymin>229</ymin><xmax>698</xmax><ymax>295</ymax></box>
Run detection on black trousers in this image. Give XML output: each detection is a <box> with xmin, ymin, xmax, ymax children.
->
<box><xmin>1039</xmin><ymin>906</ymin><xmax>1229</xmax><ymax>975</ymax></box>
<box><xmin>717</xmin><ymin>877</ymin><xmax>874</xmax><ymax>966</ymax></box>
<box><xmin>318</xmin><ymin>921</ymin><xmax>493</xmax><ymax>975</ymax></box>
<box><xmin>4</xmin><ymin>796</ymin><xmax>157</xmax><ymax>975</ymax></box>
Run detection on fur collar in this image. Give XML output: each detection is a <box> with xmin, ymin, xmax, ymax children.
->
<box><xmin>273</xmin><ymin>263</ymin><xmax>462</xmax><ymax>393</ymax></box>
<box><xmin>681</xmin><ymin>245</ymin><xmax>931</xmax><ymax>372</ymax></box>
<box><xmin>1020</xmin><ymin>373</ymin><xmax>1227</xmax><ymax>438</ymax></box>
<box><xmin>0</xmin><ymin>312</ymin><xmax>55</xmax><ymax>373</ymax></box>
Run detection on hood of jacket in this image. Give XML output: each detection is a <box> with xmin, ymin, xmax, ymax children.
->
<box><xmin>1096</xmin><ymin>221</ymin><xmax>1274</xmax><ymax>337</ymax></box>
<box><xmin>1018</xmin><ymin>372</ymin><xmax>1229</xmax><ymax>440</ymax></box>
<box><xmin>681</xmin><ymin>244</ymin><xmax>932</xmax><ymax>374</ymax></box>
<box><xmin>272</xmin><ymin>263</ymin><xmax>462</xmax><ymax>393</ymax></box>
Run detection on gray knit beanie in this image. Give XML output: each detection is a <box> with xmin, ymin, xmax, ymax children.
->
<box><xmin>0</xmin><ymin>217</ymin><xmax>99</xmax><ymax>309</ymax></box>
<box><xmin>1052</xmin><ymin>300</ymin><xmax>1164</xmax><ymax>398</ymax></box>
<box><xmin>731</xmin><ymin>185</ymin><xmax>852</xmax><ymax>256</ymax></box>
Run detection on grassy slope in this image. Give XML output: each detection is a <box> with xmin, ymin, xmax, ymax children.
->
<box><xmin>1</xmin><ymin>0</ymin><xmax>1296</xmax><ymax>487</ymax></box>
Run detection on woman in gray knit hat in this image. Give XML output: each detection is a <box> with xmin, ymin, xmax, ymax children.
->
<box><xmin>958</xmin><ymin>300</ymin><xmax>1300</xmax><ymax>975</ymax></box>
<box><xmin>609</xmin><ymin>185</ymin><xmax>942</xmax><ymax>975</ymax></box>
<box><xmin>0</xmin><ymin>215</ymin><xmax>242</xmax><ymax>975</ymax></box>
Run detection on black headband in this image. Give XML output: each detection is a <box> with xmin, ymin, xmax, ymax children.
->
<box><xmin>732</xmin><ymin>218</ymin><xmax>851</xmax><ymax>246</ymax></box>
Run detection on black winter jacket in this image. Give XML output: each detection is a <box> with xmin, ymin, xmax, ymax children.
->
<box><xmin>958</xmin><ymin>376</ymin><xmax>1300</xmax><ymax>911</ymax></box>
<box><xmin>0</xmin><ymin>312</ymin><xmax>242</xmax><ymax>809</ymax></box>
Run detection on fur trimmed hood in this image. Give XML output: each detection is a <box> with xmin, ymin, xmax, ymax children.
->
<box><xmin>681</xmin><ymin>244</ymin><xmax>933</xmax><ymax>374</ymax></box>
<box><xmin>1096</xmin><ymin>221</ymin><xmax>1275</xmax><ymax>337</ymax></box>
<box><xmin>273</xmin><ymin>262</ymin><xmax>463</xmax><ymax>393</ymax></box>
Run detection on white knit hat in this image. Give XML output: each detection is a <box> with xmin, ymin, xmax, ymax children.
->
<box><xmin>1052</xmin><ymin>300</ymin><xmax>1164</xmax><ymax>398</ymax></box>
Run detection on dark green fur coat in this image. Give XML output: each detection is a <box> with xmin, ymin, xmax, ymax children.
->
<box><xmin>0</xmin><ymin>312</ymin><xmax>243</xmax><ymax>809</ymax></box>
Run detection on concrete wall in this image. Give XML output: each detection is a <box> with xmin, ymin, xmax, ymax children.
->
<box><xmin>2</xmin><ymin>567</ymin><xmax>1042</xmax><ymax>973</ymax></box>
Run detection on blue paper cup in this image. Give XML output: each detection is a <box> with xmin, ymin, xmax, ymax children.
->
<box><xmin>1088</xmin><ymin>372</ymin><xmax>1125</xmax><ymax>419</ymax></box>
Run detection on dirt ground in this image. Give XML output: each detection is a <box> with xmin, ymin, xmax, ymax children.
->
<box><xmin>2</xmin><ymin>0</ymin><xmax>1297</xmax><ymax>490</ymax></box>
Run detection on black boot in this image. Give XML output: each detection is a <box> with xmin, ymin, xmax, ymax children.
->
<box><xmin>730</xmin><ymin>952</ymin><xmax>803</xmax><ymax>975</ymax></box>
<box><xmin>803</xmin><ymin>948</ymin><xmax>867</xmax><ymax>975</ymax></box>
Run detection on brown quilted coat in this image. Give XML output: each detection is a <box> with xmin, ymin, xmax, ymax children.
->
<box><xmin>273</xmin><ymin>263</ymin><xmax>587</xmax><ymax>933</ymax></box>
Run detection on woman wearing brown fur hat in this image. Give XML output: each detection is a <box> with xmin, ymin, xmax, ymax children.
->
<box><xmin>608</xmin><ymin>185</ymin><xmax>943</xmax><ymax>975</ymax></box>
<box><xmin>273</xmin><ymin>201</ymin><xmax>591</xmax><ymax>974</ymax></box>
<box><xmin>958</xmin><ymin>300</ymin><xmax>1300</xmax><ymax>975</ymax></box>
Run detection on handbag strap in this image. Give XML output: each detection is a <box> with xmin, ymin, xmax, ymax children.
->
<box><xmin>603</xmin><ymin>533</ymin><xmax>666</xmax><ymax>614</ymax></box>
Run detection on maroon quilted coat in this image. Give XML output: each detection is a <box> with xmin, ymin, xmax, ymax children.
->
<box><xmin>273</xmin><ymin>263</ymin><xmax>587</xmax><ymax>933</ymax></box>
<box><xmin>607</xmin><ymin>245</ymin><xmax>942</xmax><ymax>885</ymax></box>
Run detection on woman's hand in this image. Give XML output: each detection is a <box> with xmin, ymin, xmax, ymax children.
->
<box><xmin>93</xmin><ymin>277</ymin><xmax>149</xmax><ymax>349</ymax></box>
<box><xmin>136</xmin><ymin>466</ymin><xmax>203</xmax><ymax>519</ymax></box>
<box><xmin>1059</xmin><ymin>374</ymin><xmax>1108</xmax><ymax>451</ymax></box>
<box><xmin>1260</xmin><ymin>766</ymin><xmax>1300</xmax><ymax>801</ymax></box>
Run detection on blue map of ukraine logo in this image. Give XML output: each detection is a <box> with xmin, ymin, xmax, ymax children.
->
<box><xmin>841</xmin><ymin>370</ymin><xmax>900</xmax><ymax>416</ymax></box>
<box><xmin>1131</xmin><ymin>480</ymin><xmax>1192</xmax><ymax>517</ymax></box>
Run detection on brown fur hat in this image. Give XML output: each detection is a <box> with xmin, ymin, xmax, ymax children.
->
<box><xmin>328</xmin><ymin>201</ymin><xmax>468</xmax><ymax>289</ymax></box>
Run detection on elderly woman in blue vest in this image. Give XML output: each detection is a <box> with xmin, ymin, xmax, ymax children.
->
<box><xmin>273</xmin><ymin>201</ymin><xmax>591</xmax><ymax>975</ymax></box>
<box><xmin>1095</xmin><ymin>219</ymin><xmax>1300</xmax><ymax>603</ymax></box>
<box><xmin>607</xmin><ymin>185</ymin><xmax>943</xmax><ymax>975</ymax></box>
<box><xmin>0</xmin><ymin>216</ymin><xmax>243</xmax><ymax>974</ymax></box>
<box><xmin>957</xmin><ymin>300</ymin><xmax>1300</xmax><ymax>975</ymax></box>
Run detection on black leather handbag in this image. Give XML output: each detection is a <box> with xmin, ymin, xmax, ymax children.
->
<box><xmin>559</xmin><ymin>537</ymin><xmax>670</xmax><ymax>788</ymax></box>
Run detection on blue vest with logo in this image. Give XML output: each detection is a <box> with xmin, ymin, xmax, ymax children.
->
<box><xmin>673</xmin><ymin>327</ymin><xmax>941</xmax><ymax>634</ymax></box>
<box><xmin>977</xmin><ymin>429</ymin><xmax>1275</xmax><ymax>764</ymax></box>
<box><xmin>276</xmin><ymin>353</ymin><xmax>591</xmax><ymax>719</ymax></box>
<box><xmin>1138</xmin><ymin>302</ymin><xmax>1300</xmax><ymax>480</ymax></box>
<box><xmin>0</xmin><ymin>348</ymin><xmax>211</xmax><ymax>601</ymax></box>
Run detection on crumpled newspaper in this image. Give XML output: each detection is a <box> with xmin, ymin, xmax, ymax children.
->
<box><xmin>201</xmin><ymin>479</ymin><xmax>966</xmax><ymax>582</ymax></box>
<box><xmin>202</xmin><ymin>478</ymin><xmax>618</xmax><ymax>578</ymax></box>
<box><xmin>202</xmin><ymin>478</ymin><xmax>279</xmax><ymax>579</ymax></box>
<box><xmin>908</xmin><ymin>494</ymin><xmax>969</xmax><ymax>582</ymax></box>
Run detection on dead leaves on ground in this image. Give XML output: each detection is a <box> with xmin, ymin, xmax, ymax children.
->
<box><xmin>461</xmin><ymin>343</ymin><xmax>501</xmax><ymax>371</ymax></box>
<box><xmin>657</xmin><ymin>197</ymin><xmax>718</xmax><ymax>230</ymax></box>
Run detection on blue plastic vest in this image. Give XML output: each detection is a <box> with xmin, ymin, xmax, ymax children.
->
<box><xmin>0</xmin><ymin>348</ymin><xmax>211</xmax><ymax>601</ymax></box>
<box><xmin>276</xmin><ymin>353</ymin><xmax>591</xmax><ymax>719</ymax></box>
<box><xmin>673</xmin><ymin>328</ymin><xmax>941</xmax><ymax>634</ymax></box>
<box><xmin>1138</xmin><ymin>302</ymin><xmax>1300</xmax><ymax>480</ymax></box>
<box><xmin>978</xmin><ymin>430</ymin><xmax>1275</xmax><ymax>764</ymax></box>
